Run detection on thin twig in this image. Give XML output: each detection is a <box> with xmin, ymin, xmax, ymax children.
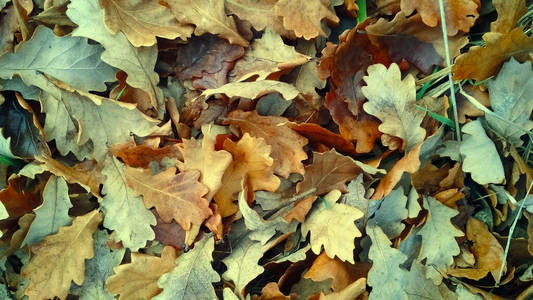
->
<box><xmin>438</xmin><ymin>0</ymin><xmax>462</xmax><ymax>142</ymax></box>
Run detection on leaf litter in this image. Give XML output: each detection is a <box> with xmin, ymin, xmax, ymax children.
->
<box><xmin>0</xmin><ymin>0</ymin><xmax>533</xmax><ymax>299</ymax></box>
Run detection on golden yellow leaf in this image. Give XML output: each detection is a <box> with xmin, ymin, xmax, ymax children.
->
<box><xmin>22</xmin><ymin>210</ymin><xmax>103</xmax><ymax>300</ymax></box>
<box><xmin>166</xmin><ymin>0</ymin><xmax>249</xmax><ymax>47</ymax></box>
<box><xmin>100</xmin><ymin>0</ymin><xmax>193</xmax><ymax>47</ymax></box>
<box><xmin>214</xmin><ymin>133</ymin><xmax>280</xmax><ymax>217</ymax></box>
<box><xmin>106</xmin><ymin>246</ymin><xmax>178</xmax><ymax>300</ymax></box>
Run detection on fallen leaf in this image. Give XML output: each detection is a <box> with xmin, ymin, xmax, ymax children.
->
<box><xmin>318</xmin><ymin>278</ymin><xmax>366</xmax><ymax>300</ymax></box>
<box><xmin>215</xmin><ymin>133</ymin><xmax>280</xmax><ymax>217</ymax></box>
<box><xmin>100</xmin><ymin>0</ymin><xmax>193</xmax><ymax>47</ymax></box>
<box><xmin>301</xmin><ymin>190</ymin><xmax>363</xmax><ymax>263</ymax></box>
<box><xmin>67</xmin><ymin>0</ymin><xmax>164</xmax><ymax>109</ymax></box>
<box><xmin>111</xmin><ymin>139</ymin><xmax>182</xmax><ymax>169</ymax></box>
<box><xmin>166</xmin><ymin>0</ymin><xmax>249</xmax><ymax>47</ymax></box>
<box><xmin>0</xmin><ymin>26</ymin><xmax>116</xmax><ymax>93</ymax></box>
<box><xmin>177</xmin><ymin>126</ymin><xmax>233</xmax><ymax>201</ymax></box>
<box><xmin>229</xmin><ymin>27</ymin><xmax>309</xmax><ymax>82</ymax></box>
<box><xmin>491</xmin><ymin>0</ymin><xmax>527</xmax><ymax>34</ymax></box>
<box><xmin>400</xmin><ymin>0</ymin><xmax>479</xmax><ymax>35</ymax></box>
<box><xmin>224</xmin><ymin>110</ymin><xmax>308</xmax><ymax>177</ymax></box>
<box><xmin>368</xmin><ymin>187</ymin><xmax>408</xmax><ymax>239</ymax></box>
<box><xmin>274</xmin><ymin>0</ymin><xmax>339</xmax><ymax>39</ymax></box>
<box><xmin>448</xmin><ymin>217</ymin><xmax>505</xmax><ymax>281</ymax></box>
<box><xmin>202</xmin><ymin>80</ymin><xmax>300</xmax><ymax>101</ymax></box>
<box><xmin>125</xmin><ymin>167</ymin><xmax>211</xmax><ymax>231</ymax></box>
<box><xmin>288</xmin><ymin>123</ymin><xmax>358</xmax><ymax>156</ymax></box>
<box><xmin>106</xmin><ymin>245</ymin><xmax>178</xmax><ymax>300</ymax></box>
<box><xmin>452</xmin><ymin>27</ymin><xmax>533</xmax><ymax>82</ymax></box>
<box><xmin>486</xmin><ymin>58</ymin><xmax>533</xmax><ymax>147</ymax></box>
<box><xmin>261</xmin><ymin>282</ymin><xmax>295</xmax><ymax>300</ymax></box>
<box><xmin>296</xmin><ymin>149</ymin><xmax>364</xmax><ymax>196</ymax></box>
<box><xmin>417</xmin><ymin>196</ymin><xmax>463</xmax><ymax>272</ymax></box>
<box><xmin>362</xmin><ymin>63</ymin><xmax>426</xmax><ymax>151</ymax></box>
<box><xmin>0</xmin><ymin>176</ymin><xmax>42</xmax><ymax>218</ymax></box>
<box><xmin>101</xmin><ymin>155</ymin><xmax>156</xmax><ymax>251</ymax></box>
<box><xmin>304</xmin><ymin>252</ymin><xmax>355</xmax><ymax>291</ymax></box>
<box><xmin>23</xmin><ymin>176</ymin><xmax>72</xmax><ymax>246</ymax></box>
<box><xmin>155</xmin><ymin>236</ymin><xmax>220</xmax><ymax>299</ymax></box>
<box><xmin>459</xmin><ymin>119</ymin><xmax>505</xmax><ymax>185</ymax></box>
<box><xmin>21</xmin><ymin>210</ymin><xmax>102</xmax><ymax>300</ymax></box>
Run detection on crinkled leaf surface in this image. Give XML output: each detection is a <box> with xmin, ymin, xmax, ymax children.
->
<box><xmin>155</xmin><ymin>236</ymin><xmax>220</xmax><ymax>300</ymax></box>
<box><xmin>202</xmin><ymin>80</ymin><xmax>300</xmax><ymax>101</ymax></box>
<box><xmin>368</xmin><ymin>187</ymin><xmax>408</xmax><ymax>239</ymax></box>
<box><xmin>0</xmin><ymin>26</ymin><xmax>116</xmax><ymax>93</ymax></box>
<box><xmin>21</xmin><ymin>210</ymin><xmax>102</xmax><ymax>300</ymax></box>
<box><xmin>23</xmin><ymin>176</ymin><xmax>72</xmax><ymax>246</ymax></box>
<box><xmin>362</xmin><ymin>63</ymin><xmax>426</xmax><ymax>151</ymax></box>
<box><xmin>101</xmin><ymin>155</ymin><xmax>156</xmax><ymax>251</ymax></box>
<box><xmin>274</xmin><ymin>0</ymin><xmax>339</xmax><ymax>39</ymax></box>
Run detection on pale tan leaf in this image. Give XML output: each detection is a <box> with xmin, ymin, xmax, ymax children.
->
<box><xmin>202</xmin><ymin>80</ymin><xmax>300</xmax><ymax>101</ymax></box>
<box><xmin>274</xmin><ymin>0</ymin><xmax>339</xmax><ymax>39</ymax></box>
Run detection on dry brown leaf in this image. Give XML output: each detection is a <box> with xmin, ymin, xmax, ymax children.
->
<box><xmin>372</xmin><ymin>143</ymin><xmax>422</xmax><ymax>199</ymax></box>
<box><xmin>288</xmin><ymin>123</ymin><xmax>358</xmax><ymax>156</ymax></box>
<box><xmin>274</xmin><ymin>0</ymin><xmax>339</xmax><ymax>39</ymax></box>
<box><xmin>224</xmin><ymin>110</ymin><xmax>308</xmax><ymax>178</ymax></box>
<box><xmin>0</xmin><ymin>176</ymin><xmax>42</xmax><ymax>218</ymax></box>
<box><xmin>229</xmin><ymin>27</ymin><xmax>309</xmax><ymax>82</ymax></box>
<box><xmin>304</xmin><ymin>252</ymin><xmax>355</xmax><ymax>291</ymax></box>
<box><xmin>452</xmin><ymin>28</ymin><xmax>533</xmax><ymax>82</ymax></box>
<box><xmin>125</xmin><ymin>167</ymin><xmax>211</xmax><ymax>231</ymax></box>
<box><xmin>491</xmin><ymin>0</ymin><xmax>527</xmax><ymax>34</ymax></box>
<box><xmin>318</xmin><ymin>278</ymin><xmax>367</xmax><ymax>300</ymax></box>
<box><xmin>214</xmin><ymin>133</ymin><xmax>280</xmax><ymax>217</ymax></box>
<box><xmin>166</xmin><ymin>0</ymin><xmax>249</xmax><ymax>47</ymax></box>
<box><xmin>447</xmin><ymin>217</ymin><xmax>505</xmax><ymax>281</ymax></box>
<box><xmin>110</xmin><ymin>71</ymin><xmax>156</xmax><ymax>117</ymax></box>
<box><xmin>111</xmin><ymin>138</ymin><xmax>182</xmax><ymax>169</ymax></box>
<box><xmin>297</xmin><ymin>149</ymin><xmax>363</xmax><ymax>196</ymax></box>
<box><xmin>22</xmin><ymin>210</ymin><xmax>103</xmax><ymax>300</ymax></box>
<box><xmin>260</xmin><ymin>282</ymin><xmax>296</xmax><ymax>300</ymax></box>
<box><xmin>151</xmin><ymin>209</ymin><xmax>186</xmax><ymax>251</ymax></box>
<box><xmin>284</xmin><ymin>196</ymin><xmax>317</xmax><ymax>223</ymax></box>
<box><xmin>177</xmin><ymin>127</ymin><xmax>232</xmax><ymax>201</ymax></box>
<box><xmin>106</xmin><ymin>245</ymin><xmax>178</xmax><ymax>300</ymax></box>
<box><xmin>400</xmin><ymin>0</ymin><xmax>479</xmax><ymax>35</ymax></box>
<box><xmin>456</xmin><ymin>84</ymin><xmax>490</xmax><ymax>123</ymax></box>
<box><xmin>100</xmin><ymin>0</ymin><xmax>193</xmax><ymax>47</ymax></box>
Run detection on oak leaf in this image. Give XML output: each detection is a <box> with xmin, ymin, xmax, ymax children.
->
<box><xmin>23</xmin><ymin>176</ymin><xmax>72</xmax><ymax>246</ymax></box>
<box><xmin>452</xmin><ymin>27</ymin><xmax>533</xmax><ymax>82</ymax></box>
<box><xmin>166</xmin><ymin>0</ymin><xmax>248</xmax><ymax>47</ymax></box>
<box><xmin>111</xmin><ymin>139</ymin><xmax>182</xmax><ymax>169</ymax></box>
<box><xmin>224</xmin><ymin>110</ymin><xmax>308</xmax><ymax>177</ymax></box>
<box><xmin>486</xmin><ymin>58</ymin><xmax>533</xmax><ymax>147</ymax></box>
<box><xmin>491</xmin><ymin>0</ymin><xmax>527</xmax><ymax>34</ymax></box>
<box><xmin>106</xmin><ymin>245</ymin><xmax>178</xmax><ymax>300</ymax></box>
<box><xmin>362</xmin><ymin>63</ymin><xmax>426</xmax><ymax>152</ymax></box>
<box><xmin>459</xmin><ymin>120</ymin><xmax>505</xmax><ymax>185</ymax></box>
<box><xmin>101</xmin><ymin>155</ymin><xmax>156</xmax><ymax>251</ymax></box>
<box><xmin>214</xmin><ymin>133</ymin><xmax>280</xmax><ymax>217</ymax></box>
<box><xmin>368</xmin><ymin>187</ymin><xmax>408</xmax><ymax>239</ymax></box>
<box><xmin>202</xmin><ymin>80</ymin><xmax>300</xmax><ymax>101</ymax></box>
<box><xmin>155</xmin><ymin>236</ymin><xmax>220</xmax><ymax>300</ymax></box>
<box><xmin>297</xmin><ymin>149</ymin><xmax>365</xmax><ymax>196</ymax></box>
<box><xmin>67</xmin><ymin>0</ymin><xmax>164</xmax><ymax>109</ymax></box>
<box><xmin>288</xmin><ymin>123</ymin><xmax>357</xmax><ymax>156</ymax></box>
<box><xmin>417</xmin><ymin>196</ymin><xmax>463</xmax><ymax>271</ymax></box>
<box><xmin>21</xmin><ymin>210</ymin><xmax>102</xmax><ymax>300</ymax></box>
<box><xmin>229</xmin><ymin>27</ymin><xmax>309</xmax><ymax>82</ymax></box>
<box><xmin>301</xmin><ymin>190</ymin><xmax>363</xmax><ymax>263</ymax></box>
<box><xmin>125</xmin><ymin>167</ymin><xmax>211</xmax><ymax>231</ymax></box>
<box><xmin>319</xmin><ymin>278</ymin><xmax>367</xmax><ymax>300</ymax></box>
<box><xmin>448</xmin><ymin>217</ymin><xmax>505</xmax><ymax>281</ymax></box>
<box><xmin>400</xmin><ymin>0</ymin><xmax>479</xmax><ymax>35</ymax></box>
<box><xmin>304</xmin><ymin>252</ymin><xmax>359</xmax><ymax>291</ymax></box>
<box><xmin>274</xmin><ymin>0</ymin><xmax>339</xmax><ymax>39</ymax></box>
<box><xmin>177</xmin><ymin>125</ymin><xmax>232</xmax><ymax>201</ymax></box>
<box><xmin>291</xmin><ymin>40</ymin><xmax>327</xmax><ymax>101</ymax></box>
<box><xmin>100</xmin><ymin>0</ymin><xmax>193</xmax><ymax>47</ymax></box>
<box><xmin>71</xmin><ymin>230</ymin><xmax>125</xmax><ymax>300</ymax></box>
<box><xmin>0</xmin><ymin>26</ymin><xmax>116</xmax><ymax>93</ymax></box>
<box><xmin>0</xmin><ymin>176</ymin><xmax>41</xmax><ymax>218</ymax></box>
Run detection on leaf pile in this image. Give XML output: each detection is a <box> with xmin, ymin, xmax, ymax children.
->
<box><xmin>0</xmin><ymin>0</ymin><xmax>533</xmax><ymax>299</ymax></box>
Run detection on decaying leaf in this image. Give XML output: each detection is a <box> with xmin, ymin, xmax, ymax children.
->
<box><xmin>202</xmin><ymin>80</ymin><xmax>300</xmax><ymax>101</ymax></box>
<box><xmin>106</xmin><ymin>245</ymin><xmax>178</xmax><ymax>300</ymax></box>
<box><xmin>22</xmin><ymin>210</ymin><xmax>102</xmax><ymax>300</ymax></box>
<box><xmin>274</xmin><ymin>0</ymin><xmax>339</xmax><ymax>39</ymax></box>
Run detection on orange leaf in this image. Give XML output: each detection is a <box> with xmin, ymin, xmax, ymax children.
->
<box><xmin>125</xmin><ymin>167</ymin><xmax>211</xmax><ymax>231</ymax></box>
<box><xmin>224</xmin><ymin>110</ymin><xmax>308</xmax><ymax>178</ymax></box>
<box><xmin>0</xmin><ymin>176</ymin><xmax>42</xmax><ymax>218</ymax></box>
<box><xmin>274</xmin><ymin>0</ymin><xmax>339</xmax><ymax>40</ymax></box>
<box><xmin>111</xmin><ymin>139</ymin><xmax>182</xmax><ymax>169</ymax></box>
<box><xmin>288</xmin><ymin>123</ymin><xmax>358</xmax><ymax>155</ymax></box>
<box><xmin>214</xmin><ymin>133</ymin><xmax>280</xmax><ymax>217</ymax></box>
